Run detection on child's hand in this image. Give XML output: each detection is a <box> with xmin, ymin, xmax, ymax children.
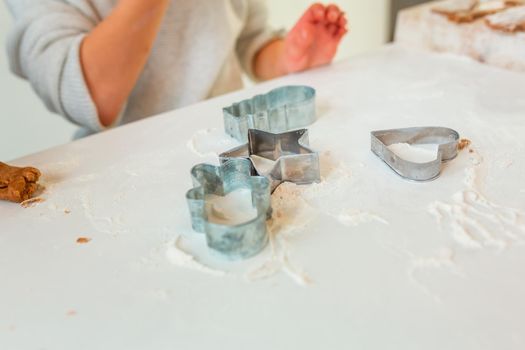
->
<box><xmin>253</xmin><ymin>3</ymin><xmax>348</xmax><ymax>80</ymax></box>
<box><xmin>283</xmin><ymin>3</ymin><xmax>348</xmax><ymax>73</ymax></box>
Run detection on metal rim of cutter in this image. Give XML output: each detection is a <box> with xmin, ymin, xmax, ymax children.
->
<box><xmin>223</xmin><ymin>85</ymin><xmax>316</xmax><ymax>143</ymax></box>
<box><xmin>371</xmin><ymin>126</ymin><xmax>460</xmax><ymax>182</ymax></box>
<box><xmin>219</xmin><ymin>129</ymin><xmax>321</xmax><ymax>193</ymax></box>
<box><xmin>186</xmin><ymin>158</ymin><xmax>272</xmax><ymax>260</ymax></box>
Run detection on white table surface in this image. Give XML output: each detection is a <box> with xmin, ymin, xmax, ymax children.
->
<box><xmin>1</xmin><ymin>45</ymin><xmax>525</xmax><ymax>350</ymax></box>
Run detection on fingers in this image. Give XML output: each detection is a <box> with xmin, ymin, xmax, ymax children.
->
<box><xmin>335</xmin><ymin>26</ymin><xmax>348</xmax><ymax>41</ymax></box>
<box><xmin>308</xmin><ymin>3</ymin><xmax>326</xmax><ymax>23</ymax></box>
<box><xmin>309</xmin><ymin>4</ymin><xmax>347</xmax><ymax>38</ymax></box>
<box><xmin>291</xmin><ymin>2</ymin><xmax>348</xmax><ymax>59</ymax></box>
<box><xmin>326</xmin><ymin>4</ymin><xmax>341</xmax><ymax>23</ymax></box>
<box><xmin>327</xmin><ymin>23</ymin><xmax>338</xmax><ymax>36</ymax></box>
<box><xmin>304</xmin><ymin>3</ymin><xmax>348</xmax><ymax>31</ymax></box>
<box><xmin>339</xmin><ymin>15</ymin><xmax>347</xmax><ymax>28</ymax></box>
<box><xmin>327</xmin><ymin>4</ymin><xmax>348</xmax><ymax>36</ymax></box>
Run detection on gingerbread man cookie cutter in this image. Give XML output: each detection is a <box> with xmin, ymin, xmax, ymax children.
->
<box><xmin>220</xmin><ymin>129</ymin><xmax>321</xmax><ymax>192</ymax></box>
<box><xmin>186</xmin><ymin>158</ymin><xmax>272</xmax><ymax>260</ymax></box>
<box><xmin>223</xmin><ymin>85</ymin><xmax>316</xmax><ymax>142</ymax></box>
<box><xmin>371</xmin><ymin>127</ymin><xmax>460</xmax><ymax>181</ymax></box>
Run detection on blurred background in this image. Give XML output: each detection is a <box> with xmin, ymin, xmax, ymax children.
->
<box><xmin>0</xmin><ymin>0</ymin><xmax>428</xmax><ymax>161</ymax></box>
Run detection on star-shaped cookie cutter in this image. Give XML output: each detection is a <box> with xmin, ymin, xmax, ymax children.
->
<box><xmin>186</xmin><ymin>158</ymin><xmax>272</xmax><ymax>260</ymax></box>
<box><xmin>220</xmin><ymin>129</ymin><xmax>321</xmax><ymax>192</ymax></box>
<box><xmin>223</xmin><ymin>85</ymin><xmax>316</xmax><ymax>142</ymax></box>
<box><xmin>371</xmin><ymin>126</ymin><xmax>460</xmax><ymax>181</ymax></box>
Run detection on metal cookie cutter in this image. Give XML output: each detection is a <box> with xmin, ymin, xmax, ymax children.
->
<box><xmin>223</xmin><ymin>85</ymin><xmax>316</xmax><ymax>142</ymax></box>
<box><xmin>186</xmin><ymin>158</ymin><xmax>272</xmax><ymax>260</ymax></box>
<box><xmin>220</xmin><ymin>129</ymin><xmax>321</xmax><ymax>192</ymax></box>
<box><xmin>371</xmin><ymin>127</ymin><xmax>460</xmax><ymax>181</ymax></box>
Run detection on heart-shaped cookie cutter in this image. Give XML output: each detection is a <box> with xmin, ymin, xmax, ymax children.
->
<box><xmin>223</xmin><ymin>85</ymin><xmax>316</xmax><ymax>142</ymax></box>
<box><xmin>186</xmin><ymin>158</ymin><xmax>272</xmax><ymax>260</ymax></box>
<box><xmin>371</xmin><ymin>127</ymin><xmax>460</xmax><ymax>181</ymax></box>
<box><xmin>219</xmin><ymin>129</ymin><xmax>321</xmax><ymax>192</ymax></box>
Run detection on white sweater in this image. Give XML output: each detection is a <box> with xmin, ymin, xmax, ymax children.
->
<box><xmin>5</xmin><ymin>0</ymin><xmax>278</xmax><ymax>134</ymax></box>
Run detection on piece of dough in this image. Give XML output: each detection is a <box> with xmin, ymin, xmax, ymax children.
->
<box><xmin>432</xmin><ymin>0</ymin><xmax>479</xmax><ymax>14</ymax></box>
<box><xmin>505</xmin><ymin>1</ymin><xmax>525</xmax><ymax>6</ymax></box>
<box><xmin>433</xmin><ymin>0</ymin><xmax>516</xmax><ymax>23</ymax></box>
<box><xmin>432</xmin><ymin>0</ymin><xmax>479</xmax><ymax>20</ymax></box>
<box><xmin>0</xmin><ymin>162</ymin><xmax>41</xmax><ymax>203</ymax></box>
<box><xmin>486</xmin><ymin>5</ymin><xmax>525</xmax><ymax>31</ymax></box>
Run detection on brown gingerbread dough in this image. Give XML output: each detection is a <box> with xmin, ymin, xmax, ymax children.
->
<box><xmin>433</xmin><ymin>0</ymin><xmax>520</xmax><ymax>23</ymax></box>
<box><xmin>486</xmin><ymin>5</ymin><xmax>525</xmax><ymax>32</ymax></box>
<box><xmin>458</xmin><ymin>138</ymin><xmax>472</xmax><ymax>150</ymax></box>
<box><xmin>0</xmin><ymin>162</ymin><xmax>41</xmax><ymax>203</ymax></box>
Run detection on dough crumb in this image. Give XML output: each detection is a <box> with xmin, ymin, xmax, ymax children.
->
<box><xmin>458</xmin><ymin>138</ymin><xmax>472</xmax><ymax>150</ymax></box>
<box><xmin>76</xmin><ymin>237</ymin><xmax>92</xmax><ymax>244</ymax></box>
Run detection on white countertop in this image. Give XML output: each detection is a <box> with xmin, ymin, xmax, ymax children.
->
<box><xmin>1</xmin><ymin>45</ymin><xmax>525</xmax><ymax>350</ymax></box>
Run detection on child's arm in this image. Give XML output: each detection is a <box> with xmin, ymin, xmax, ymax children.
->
<box><xmin>5</xmin><ymin>0</ymin><xmax>170</xmax><ymax>132</ymax></box>
<box><xmin>81</xmin><ymin>0</ymin><xmax>170</xmax><ymax>126</ymax></box>
<box><xmin>254</xmin><ymin>4</ymin><xmax>347</xmax><ymax>80</ymax></box>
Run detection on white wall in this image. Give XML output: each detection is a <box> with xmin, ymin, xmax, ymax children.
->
<box><xmin>0</xmin><ymin>1</ymin><xmax>390</xmax><ymax>161</ymax></box>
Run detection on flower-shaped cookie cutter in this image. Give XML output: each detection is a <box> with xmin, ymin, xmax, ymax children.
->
<box><xmin>223</xmin><ymin>85</ymin><xmax>316</xmax><ymax>142</ymax></box>
<box><xmin>186</xmin><ymin>158</ymin><xmax>272</xmax><ymax>260</ymax></box>
<box><xmin>371</xmin><ymin>126</ymin><xmax>460</xmax><ymax>181</ymax></box>
<box><xmin>219</xmin><ymin>129</ymin><xmax>321</xmax><ymax>192</ymax></box>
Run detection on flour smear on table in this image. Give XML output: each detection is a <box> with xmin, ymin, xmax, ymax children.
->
<box><xmin>428</xmin><ymin>148</ymin><xmax>525</xmax><ymax>250</ymax></box>
<box><xmin>164</xmin><ymin>140</ymin><xmax>393</xmax><ymax>286</ymax></box>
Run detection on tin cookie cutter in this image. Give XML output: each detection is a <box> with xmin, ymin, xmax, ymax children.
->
<box><xmin>371</xmin><ymin>127</ymin><xmax>460</xmax><ymax>181</ymax></box>
<box><xmin>220</xmin><ymin>129</ymin><xmax>321</xmax><ymax>192</ymax></box>
<box><xmin>186</xmin><ymin>158</ymin><xmax>272</xmax><ymax>260</ymax></box>
<box><xmin>223</xmin><ymin>85</ymin><xmax>316</xmax><ymax>142</ymax></box>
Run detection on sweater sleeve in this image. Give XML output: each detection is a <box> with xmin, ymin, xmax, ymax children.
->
<box><xmin>5</xmin><ymin>0</ymin><xmax>114</xmax><ymax>132</ymax></box>
<box><xmin>235</xmin><ymin>0</ymin><xmax>284</xmax><ymax>81</ymax></box>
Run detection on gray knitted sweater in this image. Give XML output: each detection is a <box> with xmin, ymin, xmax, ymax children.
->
<box><xmin>5</xmin><ymin>0</ymin><xmax>276</xmax><ymax>133</ymax></box>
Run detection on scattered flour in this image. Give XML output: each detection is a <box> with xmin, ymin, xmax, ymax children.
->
<box><xmin>334</xmin><ymin>209</ymin><xmax>389</xmax><ymax>227</ymax></box>
<box><xmin>187</xmin><ymin>128</ymin><xmax>240</xmax><ymax>158</ymax></box>
<box><xmin>281</xmin><ymin>253</ymin><xmax>313</xmax><ymax>286</ymax></box>
<box><xmin>166</xmin><ymin>236</ymin><xmax>226</xmax><ymax>277</ymax></box>
<box><xmin>244</xmin><ymin>157</ymin><xmax>389</xmax><ymax>286</ymax></box>
<box><xmin>406</xmin><ymin>247</ymin><xmax>463</xmax><ymax>303</ymax></box>
<box><xmin>80</xmin><ymin>191</ymin><xmax>128</xmax><ymax>236</ymax></box>
<box><xmin>244</xmin><ymin>234</ymin><xmax>313</xmax><ymax>287</ymax></box>
<box><xmin>162</xmin><ymin>151</ymin><xmax>387</xmax><ymax>286</ymax></box>
<box><xmin>244</xmin><ymin>183</ymin><xmax>317</xmax><ymax>286</ymax></box>
<box><xmin>381</xmin><ymin>240</ymin><xmax>464</xmax><ymax>303</ymax></box>
<box><xmin>428</xmin><ymin>149</ymin><xmax>525</xmax><ymax>250</ymax></box>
